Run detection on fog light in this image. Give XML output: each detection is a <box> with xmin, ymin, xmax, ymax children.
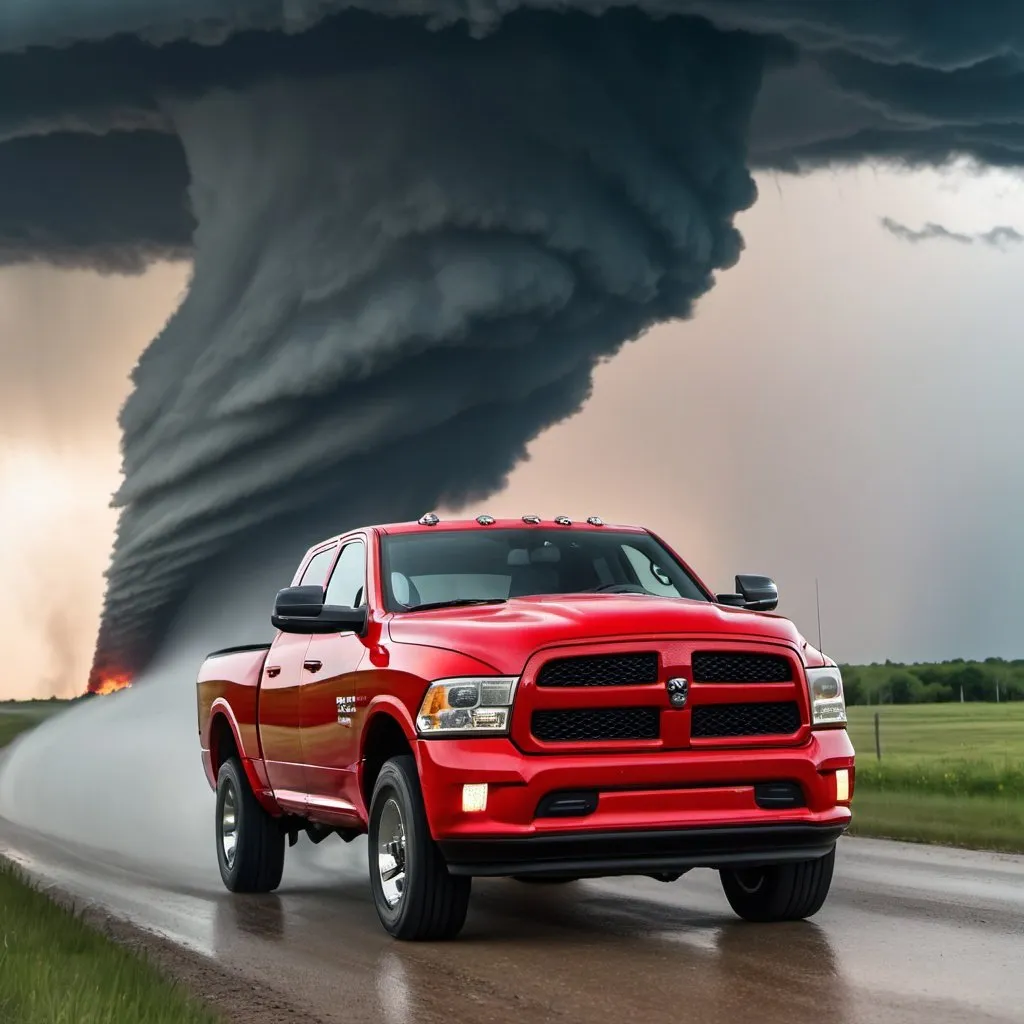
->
<box><xmin>835</xmin><ymin>769</ymin><xmax>850</xmax><ymax>803</ymax></box>
<box><xmin>462</xmin><ymin>783</ymin><xmax>488</xmax><ymax>813</ymax></box>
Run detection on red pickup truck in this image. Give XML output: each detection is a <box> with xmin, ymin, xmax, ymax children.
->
<box><xmin>196</xmin><ymin>515</ymin><xmax>854</xmax><ymax>940</ymax></box>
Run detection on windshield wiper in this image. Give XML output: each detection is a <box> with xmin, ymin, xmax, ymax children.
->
<box><xmin>404</xmin><ymin>598</ymin><xmax>508</xmax><ymax>613</ymax></box>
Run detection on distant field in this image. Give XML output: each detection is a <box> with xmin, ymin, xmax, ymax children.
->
<box><xmin>848</xmin><ymin>791</ymin><xmax>1024</xmax><ymax>854</ymax></box>
<box><xmin>846</xmin><ymin>703</ymin><xmax>1024</xmax><ymax>851</ymax></box>
<box><xmin>847</xmin><ymin>702</ymin><xmax>1024</xmax><ymax>761</ymax></box>
<box><xmin>847</xmin><ymin>703</ymin><xmax>1024</xmax><ymax>796</ymax></box>
<box><xmin>0</xmin><ymin>702</ymin><xmax>72</xmax><ymax>749</ymax></box>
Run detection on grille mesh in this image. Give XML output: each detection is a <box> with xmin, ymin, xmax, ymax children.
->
<box><xmin>691</xmin><ymin>701</ymin><xmax>800</xmax><ymax>738</ymax></box>
<box><xmin>535</xmin><ymin>652</ymin><xmax>659</xmax><ymax>688</ymax></box>
<box><xmin>532</xmin><ymin>707</ymin><xmax>660</xmax><ymax>742</ymax></box>
<box><xmin>691</xmin><ymin>652</ymin><xmax>792</xmax><ymax>683</ymax></box>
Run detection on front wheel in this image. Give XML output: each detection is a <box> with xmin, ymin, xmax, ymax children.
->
<box><xmin>720</xmin><ymin>847</ymin><xmax>836</xmax><ymax>922</ymax></box>
<box><xmin>368</xmin><ymin>755</ymin><xmax>471</xmax><ymax>941</ymax></box>
<box><xmin>215</xmin><ymin>756</ymin><xmax>285</xmax><ymax>893</ymax></box>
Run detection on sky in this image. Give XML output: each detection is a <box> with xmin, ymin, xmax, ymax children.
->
<box><xmin>3</xmin><ymin>159</ymin><xmax>1023</xmax><ymax>700</ymax></box>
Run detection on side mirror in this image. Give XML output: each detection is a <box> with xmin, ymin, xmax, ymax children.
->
<box><xmin>271</xmin><ymin>586</ymin><xmax>369</xmax><ymax>635</ymax></box>
<box><xmin>273</xmin><ymin>585</ymin><xmax>326</xmax><ymax>618</ymax></box>
<box><xmin>716</xmin><ymin>574</ymin><xmax>779</xmax><ymax>612</ymax></box>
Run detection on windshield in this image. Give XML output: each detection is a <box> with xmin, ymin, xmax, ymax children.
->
<box><xmin>380</xmin><ymin>528</ymin><xmax>709</xmax><ymax>611</ymax></box>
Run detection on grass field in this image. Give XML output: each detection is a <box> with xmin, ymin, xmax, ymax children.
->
<box><xmin>0</xmin><ymin>860</ymin><xmax>219</xmax><ymax>1024</ymax></box>
<box><xmin>846</xmin><ymin>703</ymin><xmax>1024</xmax><ymax>852</ymax></box>
<box><xmin>0</xmin><ymin>701</ymin><xmax>71</xmax><ymax>749</ymax></box>
<box><xmin>0</xmin><ymin>703</ymin><xmax>220</xmax><ymax>1024</ymax></box>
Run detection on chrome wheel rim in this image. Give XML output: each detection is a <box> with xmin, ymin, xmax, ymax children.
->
<box><xmin>377</xmin><ymin>798</ymin><xmax>407</xmax><ymax>909</ymax></box>
<box><xmin>221</xmin><ymin>782</ymin><xmax>238</xmax><ymax>869</ymax></box>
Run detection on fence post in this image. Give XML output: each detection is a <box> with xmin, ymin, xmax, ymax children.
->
<box><xmin>874</xmin><ymin>711</ymin><xmax>881</xmax><ymax>761</ymax></box>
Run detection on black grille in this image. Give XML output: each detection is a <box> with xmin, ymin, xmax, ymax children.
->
<box><xmin>535</xmin><ymin>652</ymin><xmax>659</xmax><ymax>688</ymax></box>
<box><xmin>532</xmin><ymin>707</ymin><xmax>660</xmax><ymax>742</ymax></box>
<box><xmin>691</xmin><ymin>652</ymin><xmax>792</xmax><ymax>683</ymax></box>
<box><xmin>691</xmin><ymin>701</ymin><xmax>800</xmax><ymax>738</ymax></box>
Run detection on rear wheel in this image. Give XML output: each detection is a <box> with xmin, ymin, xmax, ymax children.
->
<box><xmin>215</xmin><ymin>757</ymin><xmax>285</xmax><ymax>893</ymax></box>
<box><xmin>720</xmin><ymin>847</ymin><xmax>836</xmax><ymax>922</ymax></box>
<box><xmin>368</xmin><ymin>755</ymin><xmax>471</xmax><ymax>940</ymax></box>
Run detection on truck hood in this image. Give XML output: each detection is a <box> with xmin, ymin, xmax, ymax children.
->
<box><xmin>386</xmin><ymin>593</ymin><xmax>812</xmax><ymax>674</ymax></box>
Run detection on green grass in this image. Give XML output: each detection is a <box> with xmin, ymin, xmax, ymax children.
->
<box><xmin>847</xmin><ymin>702</ymin><xmax>1024</xmax><ymax>760</ymax></box>
<box><xmin>0</xmin><ymin>860</ymin><xmax>219</xmax><ymax>1024</ymax></box>
<box><xmin>847</xmin><ymin>703</ymin><xmax>1024</xmax><ymax>796</ymax></box>
<box><xmin>845</xmin><ymin>704</ymin><xmax>1024</xmax><ymax>852</ymax></box>
<box><xmin>847</xmin><ymin>790</ymin><xmax>1024</xmax><ymax>854</ymax></box>
<box><xmin>0</xmin><ymin>702</ymin><xmax>70</xmax><ymax>749</ymax></box>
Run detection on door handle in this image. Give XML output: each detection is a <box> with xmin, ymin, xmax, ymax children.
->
<box><xmin>265</xmin><ymin>665</ymin><xmax>281</xmax><ymax>678</ymax></box>
<box><xmin>303</xmin><ymin>660</ymin><xmax>323</xmax><ymax>673</ymax></box>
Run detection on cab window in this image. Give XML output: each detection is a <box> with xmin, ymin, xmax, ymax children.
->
<box><xmin>325</xmin><ymin>541</ymin><xmax>367</xmax><ymax>608</ymax></box>
<box><xmin>299</xmin><ymin>546</ymin><xmax>337</xmax><ymax>588</ymax></box>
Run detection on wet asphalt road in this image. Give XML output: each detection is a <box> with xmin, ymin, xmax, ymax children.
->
<box><xmin>1</xmin><ymin>816</ymin><xmax>1021</xmax><ymax>1024</ymax></box>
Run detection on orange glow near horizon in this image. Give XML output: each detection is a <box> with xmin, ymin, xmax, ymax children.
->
<box><xmin>91</xmin><ymin>674</ymin><xmax>133</xmax><ymax>696</ymax></box>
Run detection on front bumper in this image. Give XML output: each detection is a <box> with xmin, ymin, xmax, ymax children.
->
<box><xmin>440</xmin><ymin>822</ymin><xmax>846</xmax><ymax>877</ymax></box>
<box><xmin>415</xmin><ymin>728</ymin><xmax>854</xmax><ymax>876</ymax></box>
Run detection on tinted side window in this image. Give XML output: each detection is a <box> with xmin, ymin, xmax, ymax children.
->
<box><xmin>325</xmin><ymin>542</ymin><xmax>366</xmax><ymax>607</ymax></box>
<box><xmin>300</xmin><ymin>547</ymin><xmax>337</xmax><ymax>588</ymax></box>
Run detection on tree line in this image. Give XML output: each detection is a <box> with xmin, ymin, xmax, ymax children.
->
<box><xmin>837</xmin><ymin>658</ymin><xmax>1024</xmax><ymax>705</ymax></box>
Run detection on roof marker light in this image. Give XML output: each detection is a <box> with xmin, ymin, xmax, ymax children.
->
<box><xmin>419</xmin><ymin>513</ymin><xmax>440</xmax><ymax>526</ymax></box>
<box><xmin>476</xmin><ymin>514</ymin><xmax>496</xmax><ymax>526</ymax></box>
<box><xmin>522</xmin><ymin>514</ymin><xmax>541</xmax><ymax>524</ymax></box>
<box><xmin>586</xmin><ymin>516</ymin><xmax>604</xmax><ymax>526</ymax></box>
<box><xmin>554</xmin><ymin>515</ymin><xmax>572</xmax><ymax>526</ymax></box>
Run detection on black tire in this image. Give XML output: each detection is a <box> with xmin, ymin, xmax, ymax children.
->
<box><xmin>215</xmin><ymin>757</ymin><xmax>285</xmax><ymax>893</ymax></box>
<box><xmin>720</xmin><ymin>846</ymin><xmax>836</xmax><ymax>922</ymax></box>
<box><xmin>368</xmin><ymin>755</ymin><xmax>471</xmax><ymax>941</ymax></box>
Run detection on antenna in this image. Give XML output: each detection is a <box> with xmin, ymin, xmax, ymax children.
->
<box><xmin>815</xmin><ymin>577</ymin><xmax>824</xmax><ymax>654</ymax></box>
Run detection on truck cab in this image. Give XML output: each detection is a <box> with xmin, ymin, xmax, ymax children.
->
<box><xmin>197</xmin><ymin>515</ymin><xmax>855</xmax><ymax>940</ymax></box>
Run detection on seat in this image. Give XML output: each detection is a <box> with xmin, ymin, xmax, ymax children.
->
<box><xmin>391</xmin><ymin>572</ymin><xmax>422</xmax><ymax>607</ymax></box>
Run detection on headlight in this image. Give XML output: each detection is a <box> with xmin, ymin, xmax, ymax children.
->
<box><xmin>805</xmin><ymin>666</ymin><xmax>847</xmax><ymax>727</ymax></box>
<box><xmin>416</xmin><ymin>677</ymin><xmax>518</xmax><ymax>736</ymax></box>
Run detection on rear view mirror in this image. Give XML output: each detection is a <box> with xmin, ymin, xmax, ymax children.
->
<box><xmin>716</xmin><ymin>574</ymin><xmax>779</xmax><ymax>611</ymax></box>
<box><xmin>271</xmin><ymin>585</ymin><xmax>369</xmax><ymax>635</ymax></box>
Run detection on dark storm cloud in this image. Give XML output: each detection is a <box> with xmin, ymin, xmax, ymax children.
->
<box><xmin>979</xmin><ymin>225</ymin><xmax>1024</xmax><ymax>246</ymax></box>
<box><xmin>2</xmin><ymin>1</ymin><xmax>1024</xmax><ymax>685</ymax></box>
<box><xmin>880</xmin><ymin>218</ymin><xmax>973</xmax><ymax>246</ymax></box>
<box><xmin>6</xmin><ymin>4</ymin><xmax>1024</xmax><ymax>270</ymax></box>
<box><xmin>880</xmin><ymin>216</ymin><xmax>1024</xmax><ymax>248</ymax></box>
<box><xmin>0</xmin><ymin>12</ymin><xmax>478</xmax><ymax>268</ymax></box>
<box><xmin>0</xmin><ymin>130</ymin><xmax>191</xmax><ymax>272</ymax></box>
